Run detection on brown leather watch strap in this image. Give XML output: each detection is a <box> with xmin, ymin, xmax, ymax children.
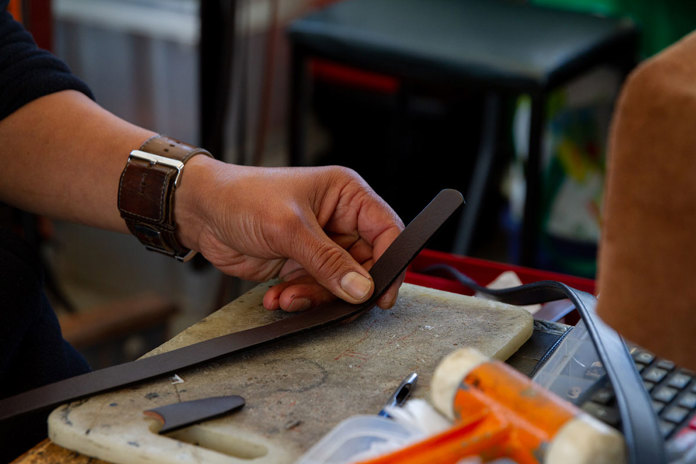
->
<box><xmin>0</xmin><ymin>189</ymin><xmax>463</xmax><ymax>423</ymax></box>
<box><xmin>118</xmin><ymin>135</ymin><xmax>212</xmax><ymax>261</ymax></box>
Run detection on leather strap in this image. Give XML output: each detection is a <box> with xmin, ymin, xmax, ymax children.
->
<box><xmin>422</xmin><ymin>264</ymin><xmax>667</xmax><ymax>464</ymax></box>
<box><xmin>118</xmin><ymin>135</ymin><xmax>213</xmax><ymax>262</ymax></box>
<box><xmin>0</xmin><ymin>189</ymin><xmax>463</xmax><ymax>423</ymax></box>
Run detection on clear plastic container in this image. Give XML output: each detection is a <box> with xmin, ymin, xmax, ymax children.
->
<box><xmin>532</xmin><ymin>320</ymin><xmax>606</xmax><ymax>405</ymax></box>
<box><xmin>295</xmin><ymin>415</ymin><xmax>423</xmax><ymax>464</ymax></box>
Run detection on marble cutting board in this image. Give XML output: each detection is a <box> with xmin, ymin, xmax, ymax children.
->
<box><xmin>49</xmin><ymin>283</ymin><xmax>533</xmax><ymax>464</ymax></box>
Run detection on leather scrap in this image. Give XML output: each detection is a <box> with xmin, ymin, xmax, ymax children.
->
<box><xmin>144</xmin><ymin>395</ymin><xmax>245</xmax><ymax>433</ymax></box>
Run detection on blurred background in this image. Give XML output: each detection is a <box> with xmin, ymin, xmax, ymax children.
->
<box><xmin>11</xmin><ymin>0</ymin><xmax>696</xmax><ymax>367</ymax></box>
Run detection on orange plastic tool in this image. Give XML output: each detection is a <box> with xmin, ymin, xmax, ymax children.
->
<box><xmin>358</xmin><ymin>349</ymin><xmax>624</xmax><ymax>464</ymax></box>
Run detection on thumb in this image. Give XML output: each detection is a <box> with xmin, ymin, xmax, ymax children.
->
<box><xmin>291</xmin><ymin>224</ymin><xmax>374</xmax><ymax>304</ymax></box>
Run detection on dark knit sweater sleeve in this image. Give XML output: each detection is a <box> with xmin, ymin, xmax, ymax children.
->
<box><xmin>0</xmin><ymin>4</ymin><xmax>93</xmax><ymax>120</ymax></box>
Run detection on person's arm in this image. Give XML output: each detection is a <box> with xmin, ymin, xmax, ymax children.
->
<box><xmin>0</xmin><ymin>90</ymin><xmax>152</xmax><ymax>231</ymax></box>
<box><xmin>0</xmin><ymin>90</ymin><xmax>404</xmax><ymax>310</ymax></box>
<box><xmin>0</xmin><ymin>5</ymin><xmax>139</xmax><ymax>231</ymax></box>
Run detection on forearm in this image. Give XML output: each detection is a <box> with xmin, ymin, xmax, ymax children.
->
<box><xmin>0</xmin><ymin>90</ymin><xmax>155</xmax><ymax>232</ymax></box>
<box><xmin>0</xmin><ymin>89</ymin><xmax>403</xmax><ymax>309</ymax></box>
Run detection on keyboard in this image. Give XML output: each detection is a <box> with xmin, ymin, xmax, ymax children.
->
<box><xmin>532</xmin><ymin>321</ymin><xmax>696</xmax><ymax>462</ymax></box>
<box><xmin>582</xmin><ymin>346</ymin><xmax>696</xmax><ymax>440</ymax></box>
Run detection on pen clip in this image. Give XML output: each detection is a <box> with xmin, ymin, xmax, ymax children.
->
<box><xmin>378</xmin><ymin>372</ymin><xmax>418</xmax><ymax>417</ymax></box>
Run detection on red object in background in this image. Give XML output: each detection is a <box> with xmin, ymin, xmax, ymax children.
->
<box><xmin>7</xmin><ymin>0</ymin><xmax>22</xmax><ymax>22</ymax></box>
<box><xmin>405</xmin><ymin>249</ymin><xmax>596</xmax><ymax>296</ymax></box>
<box><xmin>8</xmin><ymin>0</ymin><xmax>53</xmax><ymax>51</ymax></box>
<box><xmin>310</xmin><ymin>58</ymin><xmax>400</xmax><ymax>94</ymax></box>
<box><xmin>28</xmin><ymin>0</ymin><xmax>52</xmax><ymax>51</ymax></box>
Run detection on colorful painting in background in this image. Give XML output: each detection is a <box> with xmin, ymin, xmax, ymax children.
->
<box><xmin>508</xmin><ymin>68</ymin><xmax>620</xmax><ymax>278</ymax></box>
<box><xmin>508</xmin><ymin>0</ymin><xmax>696</xmax><ymax>277</ymax></box>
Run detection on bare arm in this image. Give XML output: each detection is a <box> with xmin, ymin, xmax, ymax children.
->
<box><xmin>0</xmin><ymin>90</ymin><xmax>404</xmax><ymax>310</ymax></box>
<box><xmin>0</xmin><ymin>90</ymin><xmax>154</xmax><ymax>231</ymax></box>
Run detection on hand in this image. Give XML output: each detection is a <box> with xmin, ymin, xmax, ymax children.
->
<box><xmin>175</xmin><ymin>158</ymin><xmax>405</xmax><ymax>312</ymax></box>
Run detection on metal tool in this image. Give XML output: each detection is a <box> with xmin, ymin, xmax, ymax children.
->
<box><xmin>378</xmin><ymin>372</ymin><xmax>418</xmax><ymax>418</ymax></box>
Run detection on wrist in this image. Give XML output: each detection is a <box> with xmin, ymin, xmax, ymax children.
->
<box><xmin>173</xmin><ymin>154</ymin><xmax>221</xmax><ymax>252</ymax></box>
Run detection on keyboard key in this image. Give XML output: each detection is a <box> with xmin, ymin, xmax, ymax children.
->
<box><xmin>652</xmin><ymin>400</ymin><xmax>666</xmax><ymax>414</ymax></box>
<box><xmin>643</xmin><ymin>367</ymin><xmax>669</xmax><ymax>383</ymax></box>
<box><xmin>633</xmin><ymin>350</ymin><xmax>655</xmax><ymax>365</ymax></box>
<box><xmin>663</xmin><ymin>406</ymin><xmax>691</xmax><ymax>424</ymax></box>
<box><xmin>668</xmin><ymin>372</ymin><xmax>693</xmax><ymax>389</ymax></box>
<box><xmin>584</xmin><ymin>362</ymin><xmax>606</xmax><ymax>380</ymax></box>
<box><xmin>582</xmin><ymin>402</ymin><xmax>620</xmax><ymax>427</ymax></box>
<box><xmin>660</xmin><ymin>420</ymin><xmax>677</xmax><ymax>437</ymax></box>
<box><xmin>654</xmin><ymin>386</ymin><xmax>679</xmax><ymax>403</ymax></box>
<box><xmin>657</xmin><ymin>359</ymin><xmax>676</xmax><ymax>371</ymax></box>
<box><xmin>643</xmin><ymin>380</ymin><xmax>656</xmax><ymax>392</ymax></box>
<box><xmin>679</xmin><ymin>393</ymin><xmax>696</xmax><ymax>410</ymax></box>
<box><xmin>565</xmin><ymin>385</ymin><xmax>584</xmax><ymax>402</ymax></box>
<box><xmin>634</xmin><ymin>363</ymin><xmax>646</xmax><ymax>373</ymax></box>
<box><xmin>591</xmin><ymin>387</ymin><xmax>615</xmax><ymax>405</ymax></box>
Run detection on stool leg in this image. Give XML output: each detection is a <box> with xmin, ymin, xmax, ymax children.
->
<box><xmin>199</xmin><ymin>0</ymin><xmax>237</xmax><ymax>160</ymax></box>
<box><xmin>520</xmin><ymin>93</ymin><xmax>545</xmax><ymax>266</ymax></box>
<box><xmin>288</xmin><ymin>45</ymin><xmax>309</xmax><ymax>166</ymax></box>
<box><xmin>452</xmin><ymin>93</ymin><xmax>501</xmax><ymax>256</ymax></box>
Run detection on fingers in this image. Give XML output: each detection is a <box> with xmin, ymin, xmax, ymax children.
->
<box><xmin>264</xmin><ymin>251</ymin><xmax>404</xmax><ymax>313</ymax></box>
<box><xmin>298</xmin><ymin>223</ymin><xmax>375</xmax><ymax>304</ymax></box>
<box><xmin>376</xmin><ymin>272</ymin><xmax>405</xmax><ymax>309</ymax></box>
<box><xmin>361</xmin><ymin>218</ymin><xmax>403</xmax><ymax>309</ymax></box>
<box><xmin>264</xmin><ymin>234</ymin><xmax>380</xmax><ymax>312</ymax></box>
<box><xmin>263</xmin><ymin>275</ymin><xmax>336</xmax><ymax>312</ymax></box>
<box><xmin>265</xmin><ymin>269</ymin><xmax>404</xmax><ymax>312</ymax></box>
<box><xmin>258</xmin><ymin>168</ymin><xmax>405</xmax><ymax>310</ymax></box>
<box><xmin>269</xmin><ymin>203</ymin><xmax>403</xmax><ymax>310</ymax></box>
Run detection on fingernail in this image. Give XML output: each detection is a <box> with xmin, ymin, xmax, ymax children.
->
<box><xmin>288</xmin><ymin>297</ymin><xmax>312</xmax><ymax>312</ymax></box>
<box><xmin>340</xmin><ymin>272</ymin><xmax>372</xmax><ymax>301</ymax></box>
<box><xmin>263</xmin><ymin>297</ymin><xmax>279</xmax><ymax>311</ymax></box>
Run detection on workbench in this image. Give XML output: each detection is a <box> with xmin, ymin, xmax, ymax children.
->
<box><xmin>12</xmin><ymin>277</ymin><xmax>572</xmax><ymax>464</ymax></box>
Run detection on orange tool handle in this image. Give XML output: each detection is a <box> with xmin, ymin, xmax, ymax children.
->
<box><xmin>456</xmin><ymin>360</ymin><xmax>578</xmax><ymax>441</ymax></box>
<box><xmin>359</xmin><ymin>359</ymin><xmax>580</xmax><ymax>464</ymax></box>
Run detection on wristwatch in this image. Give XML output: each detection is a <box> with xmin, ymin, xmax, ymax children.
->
<box><xmin>117</xmin><ymin>135</ymin><xmax>212</xmax><ymax>262</ymax></box>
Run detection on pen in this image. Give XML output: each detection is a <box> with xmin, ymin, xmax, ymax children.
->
<box><xmin>378</xmin><ymin>372</ymin><xmax>418</xmax><ymax>418</ymax></box>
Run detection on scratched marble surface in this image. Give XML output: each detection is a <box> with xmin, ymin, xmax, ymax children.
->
<box><xmin>48</xmin><ymin>283</ymin><xmax>533</xmax><ymax>464</ymax></box>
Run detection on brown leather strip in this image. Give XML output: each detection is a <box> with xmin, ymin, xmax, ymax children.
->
<box><xmin>0</xmin><ymin>189</ymin><xmax>463</xmax><ymax>422</ymax></box>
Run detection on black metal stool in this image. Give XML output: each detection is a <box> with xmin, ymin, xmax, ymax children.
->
<box><xmin>287</xmin><ymin>0</ymin><xmax>637</xmax><ymax>265</ymax></box>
